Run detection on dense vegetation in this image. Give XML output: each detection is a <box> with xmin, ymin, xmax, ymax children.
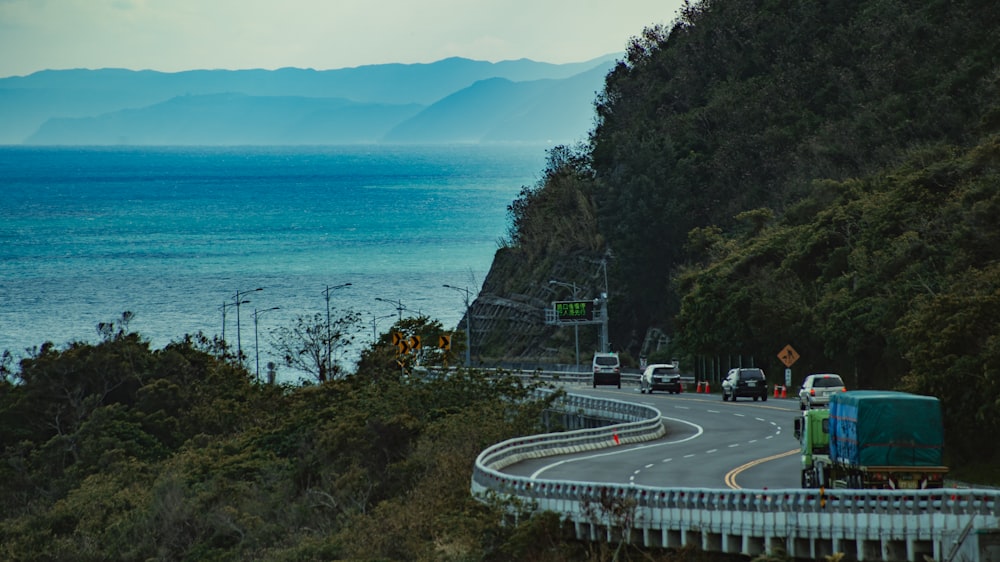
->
<box><xmin>1</xmin><ymin>321</ymin><xmax>720</xmax><ymax>560</ymax></box>
<box><xmin>502</xmin><ymin>0</ymin><xmax>1000</xmax><ymax>475</ymax></box>
<box><xmin>5</xmin><ymin>0</ymin><xmax>1000</xmax><ymax>558</ymax></box>
<box><xmin>0</xmin><ymin>324</ymin><xmax>566</xmax><ymax>560</ymax></box>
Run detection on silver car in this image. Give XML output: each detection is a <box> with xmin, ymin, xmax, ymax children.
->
<box><xmin>798</xmin><ymin>373</ymin><xmax>846</xmax><ymax>410</ymax></box>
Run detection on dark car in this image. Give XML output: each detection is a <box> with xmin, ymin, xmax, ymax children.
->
<box><xmin>640</xmin><ymin>363</ymin><xmax>682</xmax><ymax>394</ymax></box>
<box><xmin>721</xmin><ymin>367</ymin><xmax>768</xmax><ymax>402</ymax></box>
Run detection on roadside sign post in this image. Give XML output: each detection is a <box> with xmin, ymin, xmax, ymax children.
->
<box><xmin>778</xmin><ymin>344</ymin><xmax>800</xmax><ymax>368</ymax></box>
<box><xmin>778</xmin><ymin>344</ymin><xmax>799</xmax><ymax>395</ymax></box>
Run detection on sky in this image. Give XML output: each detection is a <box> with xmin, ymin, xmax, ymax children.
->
<box><xmin>0</xmin><ymin>0</ymin><xmax>686</xmax><ymax>78</ymax></box>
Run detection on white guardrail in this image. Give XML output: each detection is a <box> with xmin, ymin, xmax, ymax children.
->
<box><xmin>470</xmin><ymin>387</ymin><xmax>1000</xmax><ymax>562</ymax></box>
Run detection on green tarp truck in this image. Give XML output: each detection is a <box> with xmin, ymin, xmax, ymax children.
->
<box><xmin>794</xmin><ymin>390</ymin><xmax>948</xmax><ymax>489</ymax></box>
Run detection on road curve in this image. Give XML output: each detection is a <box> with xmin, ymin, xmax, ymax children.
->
<box><xmin>502</xmin><ymin>386</ymin><xmax>804</xmax><ymax>490</ymax></box>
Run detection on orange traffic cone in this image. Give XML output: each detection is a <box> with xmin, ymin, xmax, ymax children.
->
<box><xmin>705</xmin><ymin>381</ymin><xmax>710</xmax><ymax>393</ymax></box>
<box><xmin>774</xmin><ymin>385</ymin><xmax>780</xmax><ymax>398</ymax></box>
<box><xmin>781</xmin><ymin>386</ymin><xmax>787</xmax><ymax>399</ymax></box>
<box><xmin>695</xmin><ymin>382</ymin><xmax>702</xmax><ymax>393</ymax></box>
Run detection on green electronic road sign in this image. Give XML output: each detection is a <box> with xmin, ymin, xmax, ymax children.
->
<box><xmin>555</xmin><ymin>300</ymin><xmax>594</xmax><ymax>322</ymax></box>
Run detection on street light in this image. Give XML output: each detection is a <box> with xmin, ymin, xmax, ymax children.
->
<box><xmin>375</xmin><ymin>297</ymin><xmax>407</xmax><ymax>321</ymax></box>
<box><xmin>549</xmin><ymin>279</ymin><xmax>581</xmax><ymax>370</ymax></box>
<box><xmin>253</xmin><ymin>306</ymin><xmax>280</xmax><ymax>382</ymax></box>
<box><xmin>219</xmin><ymin>299</ymin><xmax>248</xmax><ymax>344</ymax></box>
<box><xmin>371</xmin><ymin>313</ymin><xmax>396</xmax><ymax>343</ymax></box>
<box><xmin>323</xmin><ymin>283</ymin><xmax>352</xmax><ymax>376</ymax></box>
<box><xmin>443</xmin><ymin>284</ymin><xmax>473</xmax><ymax>367</ymax></box>
<box><xmin>233</xmin><ymin>287</ymin><xmax>263</xmax><ymax>360</ymax></box>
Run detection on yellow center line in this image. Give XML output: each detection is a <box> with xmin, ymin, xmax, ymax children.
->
<box><xmin>725</xmin><ymin>448</ymin><xmax>799</xmax><ymax>489</ymax></box>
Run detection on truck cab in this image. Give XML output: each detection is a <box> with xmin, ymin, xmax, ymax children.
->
<box><xmin>794</xmin><ymin>408</ymin><xmax>831</xmax><ymax>488</ymax></box>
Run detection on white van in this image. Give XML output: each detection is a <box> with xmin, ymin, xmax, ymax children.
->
<box><xmin>592</xmin><ymin>352</ymin><xmax>621</xmax><ymax>388</ymax></box>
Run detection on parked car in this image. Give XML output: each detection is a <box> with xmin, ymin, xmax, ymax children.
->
<box><xmin>798</xmin><ymin>373</ymin><xmax>846</xmax><ymax>410</ymax></box>
<box><xmin>592</xmin><ymin>352</ymin><xmax>621</xmax><ymax>388</ymax></box>
<box><xmin>640</xmin><ymin>363</ymin><xmax>682</xmax><ymax>394</ymax></box>
<box><xmin>721</xmin><ymin>367</ymin><xmax>768</xmax><ymax>402</ymax></box>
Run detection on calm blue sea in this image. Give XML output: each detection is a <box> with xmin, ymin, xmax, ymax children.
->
<box><xmin>0</xmin><ymin>145</ymin><xmax>547</xmax><ymax>378</ymax></box>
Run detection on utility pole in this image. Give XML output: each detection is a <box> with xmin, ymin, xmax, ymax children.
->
<box><xmin>600</xmin><ymin>256</ymin><xmax>610</xmax><ymax>352</ymax></box>
<box><xmin>375</xmin><ymin>297</ymin><xmax>406</xmax><ymax>322</ymax></box>
<box><xmin>443</xmin><ymin>284</ymin><xmax>474</xmax><ymax>367</ymax></box>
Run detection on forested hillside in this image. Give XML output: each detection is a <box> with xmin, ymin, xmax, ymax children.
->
<box><xmin>492</xmin><ymin>0</ymin><xmax>1000</xmax><ymax>471</ymax></box>
<box><xmin>0</xmin><ymin>325</ymin><xmax>582</xmax><ymax>560</ymax></box>
<box><xmin>4</xmin><ymin>0</ymin><xmax>1000</xmax><ymax>558</ymax></box>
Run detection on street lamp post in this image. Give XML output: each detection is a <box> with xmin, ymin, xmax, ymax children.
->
<box><xmin>323</xmin><ymin>283</ymin><xmax>352</xmax><ymax>377</ymax></box>
<box><xmin>375</xmin><ymin>297</ymin><xmax>407</xmax><ymax>321</ymax></box>
<box><xmin>233</xmin><ymin>287</ymin><xmax>263</xmax><ymax>360</ymax></box>
<box><xmin>371</xmin><ymin>313</ymin><xmax>396</xmax><ymax>343</ymax></box>
<box><xmin>600</xmin><ymin>255</ymin><xmax>610</xmax><ymax>353</ymax></box>
<box><xmin>549</xmin><ymin>279</ymin><xmax>581</xmax><ymax>370</ymax></box>
<box><xmin>219</xmin><ymin>300</ymin><xmax>240</xmax><ymax>343</ymax></box>
<box><xmin>253</xmin><ymin>306</ymin><xmax>280</xmax><ymax>382</ymax></box>
<box><xmin>443</xmin><ymin>284</ymin><xmax>473</xmax><ymax>367</ymax></box>
<box><xmin>376</xmin><ymin>298</ymin><xmax>408</xmax><ymax>379</ymax></box>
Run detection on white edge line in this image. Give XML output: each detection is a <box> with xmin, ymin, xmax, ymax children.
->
<box><xmin>529</xmin><ymin>416</ymin><xmax>705</xmax><ymax>480</ymax></box>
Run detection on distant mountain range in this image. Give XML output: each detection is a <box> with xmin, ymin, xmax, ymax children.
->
<box><xmin>0</xmin><ymin>56</ymin><xmax>619</xmax><ymax>145</ymax></box>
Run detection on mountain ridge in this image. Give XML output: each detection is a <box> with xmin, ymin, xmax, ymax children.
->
<box><xmin>1</xmin><ymin>55</ymin><xmax>619</xmax><ymax>145</ymax></box>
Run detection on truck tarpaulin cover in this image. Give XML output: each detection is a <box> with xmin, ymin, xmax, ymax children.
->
<box><xmin>829</xmin><ymin>390</ymin><xmax>945</xmax><ymax>467</ymax></box>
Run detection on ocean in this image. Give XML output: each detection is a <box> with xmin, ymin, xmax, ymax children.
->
<box><xmin>0</xmin><ymin>145</ymin><xmax>548</xmax><ymax>379</ymax></box>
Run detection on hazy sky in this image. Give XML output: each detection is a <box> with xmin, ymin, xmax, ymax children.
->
<box><xmin>0</xmin><ymin>0</ymin><xmax>686</xmax><ymax>78</ymax></box>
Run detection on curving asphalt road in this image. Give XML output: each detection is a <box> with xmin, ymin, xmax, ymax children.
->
<box><xmin>504</xmin><ymin>386</ymin><xmax>806</xmax><ymax>490</ymax></box>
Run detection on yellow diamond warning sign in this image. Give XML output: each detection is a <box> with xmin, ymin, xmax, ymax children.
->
<box><xmin>778</xmin><ymin>344</ymin><xmax>800</xmax><ymax>367</ymax></box>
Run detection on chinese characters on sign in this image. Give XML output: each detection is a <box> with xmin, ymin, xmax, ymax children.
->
<box><xmin>554</xmin><ymin>300</ymin><xmax>594</xmax><ymax>322</ymax></box>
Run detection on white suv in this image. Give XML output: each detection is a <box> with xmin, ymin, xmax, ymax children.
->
<box><xmin>592</xmin><ymin>352</ymin><xmax>621</xmax><ymax>388</ymax></box>
<box><xmin>798</xmin><ymin>373</ymin><xmax>846</xmax><ymax>410</ymax></box>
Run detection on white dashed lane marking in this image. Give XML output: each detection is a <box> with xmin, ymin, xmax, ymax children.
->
<box><xmin>626</xmin><ymin>405</ymin><xmax>785</xmax><ymax>483</ymax></box>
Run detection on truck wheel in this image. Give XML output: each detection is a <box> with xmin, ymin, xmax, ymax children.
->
<box><xmin>762</xmin><ymin>393</ymin><xmax>767</xmax><ymax>402</ymax></box>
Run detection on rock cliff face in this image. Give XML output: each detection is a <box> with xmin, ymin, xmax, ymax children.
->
<box><xmin>463</xmin><ymin>247</ymin><xmax>608</xmax><ymax>368</ymax></box>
